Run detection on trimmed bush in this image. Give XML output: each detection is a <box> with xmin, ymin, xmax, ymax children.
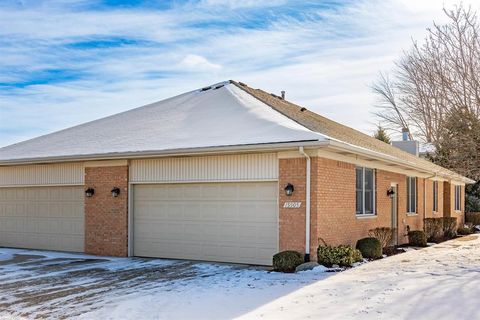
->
<box><xmin>273</xmin><ymin>250</ymin><xmax>303</xmax><ymax>273</ymax></box>
<box><xmin>442</xmin><ymin>217</ymin><xmax>457</xmax><ymax>239</ymax></box>
<box><xmin>424</xmin><ymin>218</ymin><xmax>443</xmax><ymax>242</ymax></box>
<box><xmin>466</xmin><ymin>212</ymin><xmax>480</xmax><ymax>226</ymax></box>
<box><xmin>368</xmin><ymin>227</ymin><xmax>395</xmax><ymax>248</ymax></box>
<box><xmin>317</xmin><ymin>244</ymin><xmax>363</xmax><ymax>267</ymax></box>
<box><xmin>457</xmin><ymin>226</ymin><xmax>473</xmax><ymax>235</ymax></box>
<box><xmin>408</xmin><ymin>230</ymin><xmax>427</xmax><ymax>247</ymax></box>
<box><xmin>457</xmin><ymin>223</ymin><xmax>475</xmax><ymax>236</ymax></box>
<box><xmin>356</xmin><ymin>237</ymin><xmax>382</xmax><ymax>259</ymax></box>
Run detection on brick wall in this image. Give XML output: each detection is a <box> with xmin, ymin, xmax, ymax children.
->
<box><xmin>84</xmin><ymin>165</ymin><xmax>129</xmax><ymax>256</ymax></box>
<box><xmin>444</xmin><ymin>182</ymin><xmax>465</xmax><ymax>226</ymax></box>
<box><xmin>278</xmin><ymin>156</ymin><xmax>440</xmax><ymax>256</ymax></box>
<box><xmin>278</xmin><ymin>158</ymin><xmax>308</xmax><ymax>255</ymax></box>
<box><xmin>425</xmin><ymin>179</ymin><xmax>444</xmax><ymax>218</ymax></box>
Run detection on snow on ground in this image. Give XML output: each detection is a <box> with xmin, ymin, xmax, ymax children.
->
<box><xmin>0</xmin><ymin>248</ymin><xmax>332</xmax><ymax>319</ymax></box>
<box><xmin>1</xmin><ymin>235</ymin><xmax>479</xmax><ymax>320</ymax></box>
<box><xmin>240</xmin><ymin>235</ymin><xmax>480</xmax><ymax>320</ymax></box>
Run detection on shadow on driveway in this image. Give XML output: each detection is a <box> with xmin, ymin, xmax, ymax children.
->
<box><xmin>0</xmin><ymin>250</ymin><xmax>233</xmax><ymax>319</ymax></box>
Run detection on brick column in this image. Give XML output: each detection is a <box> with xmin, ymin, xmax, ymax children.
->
<box><xmin>84</xmin><ymin>163</ymin><xmax>129</xmax><ymax>257</ymax></box>
<box><xmin>443</xmin><ymin>182</ymin><xmax>452</xmax><ymax>217</ymax></box>
<box><xmin>278</xmin><ymin>158</ymin><xmax>307</xmax><ymax>254</ymax></box>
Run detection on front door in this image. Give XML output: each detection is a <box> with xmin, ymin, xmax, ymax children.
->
<box><xmin>391</xmin><ymin>185</ymin><xmax>398</xmax><ymax>245</ymax></box>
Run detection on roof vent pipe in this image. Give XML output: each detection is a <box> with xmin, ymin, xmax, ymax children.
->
<box><xmin>402</xmin><ymin>128</ymin><xmax>409</xmax><ymax>141</ymax></box>
<box><xmin>281</xmin><ymin>91</ymin><xmax>285</xmax><ymax>99</ymax></box>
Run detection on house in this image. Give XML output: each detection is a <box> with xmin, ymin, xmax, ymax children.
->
<box><xmin>0</xmin><ymin>80</ymin><xmax>474</xmax><ymax>265</ymax></box>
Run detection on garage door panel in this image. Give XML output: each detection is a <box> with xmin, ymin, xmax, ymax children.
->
<box><xmin>0</xmin><ymin>186</ymin><xmax>84</xmax><ymax>252</ymax></box>
<box><xmin>133</xmin><ymin>182</ymin><xmax>278</xmax><ymax>265</ymax></box>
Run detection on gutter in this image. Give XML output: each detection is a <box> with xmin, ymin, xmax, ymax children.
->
<box><xmin>299</xmin><ymin>146</ymin><xmax>311</xmax><ymax>262</ymax></box>
<box><xmin>1</xmin><ymin>132</ymin><xmax>473</xmax><ymax>185</ymax></box>
<box><xmin>327</xmin><ymin>140</ymin><xmax>474</xmax><ymax>184</ymax></box>
<box><xmin>0</xmin><ymin>140</ymin><xmax>327</xmax><ymax>166</ymax></box>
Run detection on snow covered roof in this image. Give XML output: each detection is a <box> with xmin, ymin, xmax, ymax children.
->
<box><xmin>0</xmin><ymin>81</ymin><xmax>326</xmax><ymax>163</ymax></box>
<box><xmin>0</xmin><ymin>79</ymin><xmax>473</xmax><ymax>183</ymax></box>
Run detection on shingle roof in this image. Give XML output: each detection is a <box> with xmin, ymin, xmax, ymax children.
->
<box><xmin>231</xmin><ymin>81</ymin><xmax>473</xmax><ymax>183</ymax></box>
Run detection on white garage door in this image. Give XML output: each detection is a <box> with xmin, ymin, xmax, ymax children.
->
<box><xmin>0</xmin><ymin>186</ymin><xmax>84</xmax><ymax>252</ymax></box>
<box><xmin>133</xmin><ymin>182</ymin><xmax>278</xmax><ymax>265</ymax></box>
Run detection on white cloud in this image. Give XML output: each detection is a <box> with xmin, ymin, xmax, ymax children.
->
<box><xmin>179</xmin><ymin>54</ymin><xmax>222</xmax><ymax>71</ymax></box>
<box><xmin>1</xmin><ymin>0</ymin><xmax>479</xmax><ymax>146</ymax></box>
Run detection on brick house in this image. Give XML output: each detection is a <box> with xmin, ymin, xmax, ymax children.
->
<box><xmin>0</xmin><ymin>81</ymin><xmax>473</xmax><ymax>265</ymax></box>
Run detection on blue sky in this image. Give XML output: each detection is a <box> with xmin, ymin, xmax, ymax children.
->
<box><xmin>0</xmin><ymin>0</ymin><xmax>478</xmax><ymax>147</ymax></box>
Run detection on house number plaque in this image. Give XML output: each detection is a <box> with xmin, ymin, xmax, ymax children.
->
<box><xmin>283</xmin><ymin>201</ymin><xmax>302</xmax><ymax>209</ymax></box>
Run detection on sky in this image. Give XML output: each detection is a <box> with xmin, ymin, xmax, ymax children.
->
<box><xmin>1</xmin><ymin>0</ymin><xmax>479</xmax><ymax>147</ymax></box>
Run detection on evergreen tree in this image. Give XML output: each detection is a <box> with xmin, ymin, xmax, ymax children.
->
<box><xmin>373</xmin><ymin>126</ymin><xmax>391</xmax><ymax>144</ymax></box>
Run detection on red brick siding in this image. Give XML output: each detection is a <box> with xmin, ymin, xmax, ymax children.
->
<box><xmin>278</xmin><ymin>158</ymin><xmax>308</xmax><ymax>255</ymax></box>
<box><xmin>278</xmin><ymin>157</ymin><xmax>439</xmax><ymax>255</ymax></box>
<box><xmin>444</xmin><ymin>182</ymin><xmax>465</xmax><ymax>226</ymax></box>
<box><xmin>425</xmin><ymin>179</ymin><xmax>444</xmax><ymax>218</ymax></box>
<box><xmin>84</xmin><ymin>165</ymin><xmax>129</xmax><ymax>257</ymax></box>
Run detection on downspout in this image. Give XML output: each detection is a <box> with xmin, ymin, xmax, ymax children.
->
<box><xmin>299</xmin><ymin>147</ymin><xmax>311</xmax><ymax>262</ymax></box>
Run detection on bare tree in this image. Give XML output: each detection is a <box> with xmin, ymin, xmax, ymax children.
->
<box><xmin>373</xmin><ymin>5</ymin><xmax>480</xmax><ymax>143</ymax></box>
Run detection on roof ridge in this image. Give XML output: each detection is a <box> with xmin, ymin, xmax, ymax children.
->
<box><xmin>230</xmin><ymin>80</ymin><xmax>318</xmax><ymax>135</ymax></box>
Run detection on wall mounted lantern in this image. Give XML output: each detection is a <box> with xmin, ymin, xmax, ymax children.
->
<box><xmin>387</xmin><ymin>187</ymin><xmax>395</xmax><ymax>198</ymax></box>
<box><xmin>85</xmin><ymin>188</ymin><xmax>95</xmax><ymax>197</ymax></box>
<box><xmin>284</xmin><ymin>183</ymin><xmax>295</xmax><ymax>196</ymax></box>
<box><xmin>111</xmin><ymin>187</ymin><xmax>121</xmax><ymax>198</ymax></box>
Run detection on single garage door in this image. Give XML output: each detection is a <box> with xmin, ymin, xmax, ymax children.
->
<box><xmin>0</xmin><ymin>186</ymin><xmax>84</xmax><ymax>252</ymax></box>
<box><xmin>133</xmin><ymin>182</ymin><xmax>278</xmax><ymax>265</ymax></box>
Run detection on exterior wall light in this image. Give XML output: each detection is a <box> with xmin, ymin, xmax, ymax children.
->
<box><xmin>111</xmin><ymin>187</ymin><xmax>120</xmax><ymax>198</ymax></box>
<box><xmin>284</xmin><ymin>183</ymin><xmax>294</xmax><ymax>196</ymax></box>
<box><xmin>85</xmin><ymin>188</ymin><xmax>95</xmax><ymax>197</ymax></box>
<box><xmin>387</xmin><ymin>187</ymin><xmax>395</xmax><ymax>198</ymax></box>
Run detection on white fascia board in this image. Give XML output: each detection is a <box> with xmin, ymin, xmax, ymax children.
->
<box><xmin>0</xmin><ymin>140</ymin><xmax>328</xmax><ymax>166</ymax></box>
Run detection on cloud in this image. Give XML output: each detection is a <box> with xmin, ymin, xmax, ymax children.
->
<box><xmin>179</xmin><ymin>54</ymin><xmax>221</xmax><ymax>71</ymax></box>
<box><xmin>0</xmin><ymin>0</ymin><xmax>479</xmax><ymax>146</ymax></box>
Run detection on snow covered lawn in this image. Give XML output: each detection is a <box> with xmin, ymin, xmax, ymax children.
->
<box><xmin>1</xmin><ymin>235</ymin><xmax>479</xmax><ymax>319</ymax></box>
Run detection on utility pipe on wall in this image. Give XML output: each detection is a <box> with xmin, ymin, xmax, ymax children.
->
<box><xmin>299</xmin><ymin>146</ymin><xmax>311</xmax><ymax>262</ymax></box>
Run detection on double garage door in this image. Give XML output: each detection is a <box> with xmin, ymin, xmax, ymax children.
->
<box><xmin>0</xmin><ymin>186</ymin><xmax>84</xmax><ymax>252</ymax></box>
<box><xmin>133</xmin><ymin>182</ymin><xmax>278</xmax><ymax>265</ymax></box>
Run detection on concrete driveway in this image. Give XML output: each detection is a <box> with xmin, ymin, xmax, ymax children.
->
<box><xmin>2</xmin><ymin>235</ymin><xmax>479</xmax><ymax>320</ymax></box>
<box><xmin>0</xmin><ymin>248</ymin><xmax>328</xmax><ymax>319</ymax></box>
<box><xmin>0</xmin><ymin>251</ymin><xmax>199</xmax><ymax>318</ymax></box>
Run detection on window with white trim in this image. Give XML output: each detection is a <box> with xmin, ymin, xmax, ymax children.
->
<box><xmin>454</xmin><ymin>185</ymin><xmax>462</xmax><ymax>211</ymax></box>
<box><xmin>406</xmin><ymin>176</ymin><xmax>417</xmax><ymax>213</ymax></box>
<box><xmin>356</xmin><ymin>167</ymin><xmax>375</xmax><ymax>215</ymax></box>
<box><xmin>433</xmin><ymin>181</ymin><xmax>438</xmax><ymax>212</ymax></box>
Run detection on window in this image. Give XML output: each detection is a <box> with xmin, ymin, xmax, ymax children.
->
<box><xmin>356</xmin><ymin>167</ymin><xmax>375</xmax><ymax>215</ymax></box>
<box><xmin>433</xmin><ymin>181</ymin><xmax>438</xmax><ymax>212</ymax></box>
<box><xmin>406</xmin><ymin>177</ymin><xmax>417</xmax><ymax>213</ymax></box>
<box><xmin>454</xmin><ymin>185</ymin><xmax>462</xmax><ymax>211</ymax></box>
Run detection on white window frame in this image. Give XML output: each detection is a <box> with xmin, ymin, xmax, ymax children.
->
<box><xmin>432</xmin><ymin>181</ymin><xmax>438</xmax><ymax>213</ymax></box>
<box><xmin>407</xmin><ymin>176</ymin><xmax>417</xmax><ymax>213</ymax></box>
<box><xmin>356</xmin><ymin>167</ymin><xmax>376</xmax><ymax>215</ymax></box>
<box><xmin>454</xmin><ymin>185</ymin><xmax>461</xmax><ymax>211</ymax></box>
